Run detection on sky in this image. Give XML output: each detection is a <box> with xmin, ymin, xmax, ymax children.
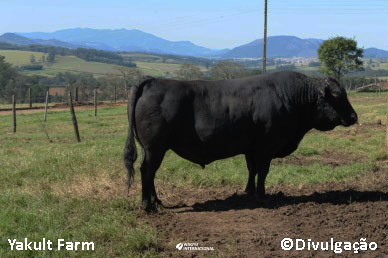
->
<box><xmin>1</xmin><ymin>0</ymin><xmax>387</xmax><ymax>50</ymax></box>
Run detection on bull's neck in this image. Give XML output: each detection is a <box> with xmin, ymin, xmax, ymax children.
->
<box><xmin>278</xmin><ymin>77</ymin><xmax>321</xmax><ymax>131</ymax></box>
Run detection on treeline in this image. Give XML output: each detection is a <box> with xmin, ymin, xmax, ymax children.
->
<box><xmin>349</xmin><ymin>66</ymin><xmax>388</xmax><ymax>77</ymax></box>
<box><xmin>0</xmin><ymin>56</ymin><xmax>48</xmax><ymax>103</ymax></box>
<box><xmin>122</xmin><ymin>51</ymin><xmax>217</xmax><ymax>68</ymax></box>
<box><xmin>73</xmin><ymin>48</ymin><xmax>136</xmax><ymax>67</ymax></box>
<box><xmin>0</xmin><ymin>42</ymin><xmax>136</xmax><ymax>67</ymax></box>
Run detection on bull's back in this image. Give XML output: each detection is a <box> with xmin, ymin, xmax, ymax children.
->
<box><xmin>135</xmin><ymin>79</ymin><xmax>264</xmax><ymax>164</ymax></box>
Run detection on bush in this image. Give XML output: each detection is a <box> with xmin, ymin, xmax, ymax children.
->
<box><xmin>19</xmin><ymin>64</ymin><xmax>44</xmax><ymax>71</ymax></box>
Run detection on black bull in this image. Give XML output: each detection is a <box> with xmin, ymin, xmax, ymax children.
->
<box><xmin>124</xmin><ymin>71</ymin><xmax>358</xmax><ymax>211</ymax></box>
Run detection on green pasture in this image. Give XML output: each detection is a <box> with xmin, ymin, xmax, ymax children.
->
<box><xmin>0</xmin><ymin>50</ymin><xmax>47</xmax><ymax>66</ymax></box>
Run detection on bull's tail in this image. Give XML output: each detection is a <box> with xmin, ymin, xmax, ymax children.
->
<box><xmin>123</xmin><ymin>77</ymin><xmax>153</xmax><ymax>194</ymax></box>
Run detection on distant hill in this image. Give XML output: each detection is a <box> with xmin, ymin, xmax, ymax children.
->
<box><xmin>363</xmin><ymin>48</ymin><xmax>388</xmax><ymax>58</ymax></box>
<box><xmin>223</xmin><ymin>36</ymin><xmax>323</xmax><ymax>58</ymax></box>
<box><xmin>0</xmin><ymin>33</ymin><xmax>78</xmax><ymax>49</ymax></box>
<box><xmin>222</xmin><ymin>35</ymin><xmax>388</xmax><ymax>59</ymax></box>
<box><xmin>18</xmin><ymin>28</ymin><xmax>229</xmax><ymax>57</ymax></box>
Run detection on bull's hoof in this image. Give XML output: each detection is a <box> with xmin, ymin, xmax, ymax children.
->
<box><xmin>234</xmin><ymin>190</ymin><xmax>256</xmax><ymax>201</ymax></box>
<box><xmin>142</xmin><ymin>199</ymin><xmax>164</xmax><ymax>213</ymax></box>
<box><xmin>142</xmin><ymin>200</ymin><xmax>157</xmax><ymax>213</ymax></box>
<box><xmin>155</xmin><ymin>198</ymin><xmax>163</xmax><ymax>206</ymax></box>
<box><xmin>235</xmin><ymin>189</ymin><xmax>254</xmax><ymax>197</ymax></box>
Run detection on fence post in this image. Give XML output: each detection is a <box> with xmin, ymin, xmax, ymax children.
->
<box><xmin>75</xmin><ymin>87</ymin><xmax>79</xmax><ymax>103</ymax></box>
<box><xmin>44</xmin><ymin>91</ymin><xmax>49</xmax><ymax>122</ymax></box>
<box><xmin>69</xmin><ymin>92</ymin><xmax>81</xmax><ymax>142</ymax></box>
<box><xmin>94</xmin><ymin>88</ymin><xmax>97</xmax><ymax>116</ymax></box>
<box><xmin>12</xmin><ymin>95</ymin><xmax>16</xmax><ymax>133</ymax></box>
<box><xmin>114</xmin><ymin>85</ymin><xmax>117</xmax><ymax>103</ymax></box>
<box><xmin>28</xmin><ymin>87</ymin><xmax>32</xmax><ymax>108</ymax></box>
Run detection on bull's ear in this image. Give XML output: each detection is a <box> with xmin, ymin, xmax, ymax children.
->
<box><xmin>325</xmin><ymin>78</ymin><xmax>342</xmax><ymax>98</ymax></box>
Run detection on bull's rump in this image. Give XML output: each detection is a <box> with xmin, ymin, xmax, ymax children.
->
<box><xmin>134</xmin><ymin>78</ymin><xmax>273</xmax><ymax>164</ymax></box>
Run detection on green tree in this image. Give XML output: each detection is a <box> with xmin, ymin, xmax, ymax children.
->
<box><xmin>116</xmin><ymin>66</ymin><xmax>143</xmax><ymax>96</ymax></box>
<box><xmin>47</xmin><ymin>51</ymin><xmax>56</xmax><ymax>64</ymax></box>
<box><xmin>176</xmin><ymin>64</ymin><xmax>203</xmax><ymax>80</ymax></box>
<box><xmin>318</xmin><ymin>37</ymin><xmax>363</xmax><ymax>81</ymax></box>
<box><xmin>30</xmin><ymin>55</ymin><xmax>36</xmax><ymax>64</ymax></box>
<box><xmin>0</xmin><ymin>55</ymin><xmax>18</xmax><ymax>100</ymax></box>
<box><xmin>210</xmin><ymin>61</ymin><xmax>247</xmax><ymax>80</ymax></box>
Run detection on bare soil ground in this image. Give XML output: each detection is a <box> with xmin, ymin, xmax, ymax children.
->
<box><xmin>141</xmin><ymin>169</ymin><xmax>388</xmax><ymax>258</ymax></box>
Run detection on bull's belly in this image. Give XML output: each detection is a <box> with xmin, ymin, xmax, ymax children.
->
<box><xmin>168</xmin><ymin>132</ymin><xmax>301</xmax><ymax>165</ymax></box>
<box><xmin>170</xmin><ymin>140</ymin><xmax>247</xmax><ymax>166</ymax></box>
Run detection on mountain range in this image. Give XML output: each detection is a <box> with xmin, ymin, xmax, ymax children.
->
<box><xmin>17</xmin><ymin>28</ymin><xmax>229</xmax><ymax>57</ymax></box>
<box><xmin>223</xmin><ymin>36</ymin><xmax>324</xmax><ymax>58</ymax></box>
<box><xmin>0</xmin><ymin>28</ymin><xmax>387</xmax><ymax>59</ymax></box>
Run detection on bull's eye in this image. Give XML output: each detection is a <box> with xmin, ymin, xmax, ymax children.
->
<box><xmin>331</xmin><ymin>92</ymin><xmax>340</xmax><ymax>98</ymax></box>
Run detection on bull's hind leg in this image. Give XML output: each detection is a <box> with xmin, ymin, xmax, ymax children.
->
<box><xmin>255</xmin><ymin>158</ymin><xmax>271</xmax><ymax>197</ymax></box>
<box><xmin>140</xmin><ymin>148</ymin><xmax>165</xmax><ymax>212</ymax></box>
<box><xmin>244</xmin><ymin>153</ymin><xmax>257</xmax><ymax>195</ymax></box>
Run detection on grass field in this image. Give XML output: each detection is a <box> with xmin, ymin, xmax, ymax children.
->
<box><xmin>0</xmin><ymin>50</ymin><xmax>47</xmax><ymax>66</ymax></box>
<box><xmin>0</xmin><ymin>91</ymin><xmax>387</xmax><ymax>256</ymax></box>
<box><xmin>135</xmin><ymin>61</ymin><xmax>207</xmax><ymax>77</ymax></box>
<box><xmin>0</xmin><ymin>49</ymin><xmax>201</xmax><ymax>78</ymax></box>
<box><xmin>23</xmin><ymin>55</ymin><xmax>127</xmax><ymax>77</ymax></box>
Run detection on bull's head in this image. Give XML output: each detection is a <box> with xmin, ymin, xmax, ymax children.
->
<box><xmin>313</xmin><ymin>77</ymin><xmax>358</xmax><ymax>131</ymax></box>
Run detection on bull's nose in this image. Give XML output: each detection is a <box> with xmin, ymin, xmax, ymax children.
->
<box><xmin>350</xmin><ymin>112</ymin><xmax>358</xmax><ymax>124</ymax></box>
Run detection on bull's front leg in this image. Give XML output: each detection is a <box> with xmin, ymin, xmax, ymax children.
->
<box><xmin>244</xmin><ymin>153</ymin><xmax>256</xmax><ymax>195</ymax></box>
<box><xmin>255</xmin><ymin>158</ymin><xmax>271</xmax><ymax>197</ymax></box>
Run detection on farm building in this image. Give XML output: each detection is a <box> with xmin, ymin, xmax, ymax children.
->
<box><xmin>48</xmin><ymin>86</ymin><xmax>66</xmax><ymax>96</ymax></box>
<box><xmin>356</xmin><ymin>82</ymin><xmax>388</xmax><ymax>92</ymax></box>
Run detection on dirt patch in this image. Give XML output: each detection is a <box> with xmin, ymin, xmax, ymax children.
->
<box><xmin>143</xmin><ymin>170</ymin><xmax>388</xmax><ymax>257</ymax></box>
<box><xmin>327</xmin><ymin>122</ymin><xmax>385</xmax><ymax>139</ymax></box>
<box><xmin>273</xmin><ymin>150</ymin><xmax>366</xmax><ymax>168</ymax></box>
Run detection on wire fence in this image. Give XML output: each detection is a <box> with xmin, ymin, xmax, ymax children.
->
<box><xmin>0</xmin><ymin>87</ymin><xmax>129</xmax><ymax>108</ymax></box>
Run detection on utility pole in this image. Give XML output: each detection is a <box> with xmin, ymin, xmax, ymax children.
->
<box><xmin>262</xmin><ymin>0</ymin><xmax>268</xmax><ymax>74</ymax></box>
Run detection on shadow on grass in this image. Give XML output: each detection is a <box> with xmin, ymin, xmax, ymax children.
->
<box><xmin>169</xmin><ymin>189</ymin><xmax>388</xmax><ymax>213</ymax></box>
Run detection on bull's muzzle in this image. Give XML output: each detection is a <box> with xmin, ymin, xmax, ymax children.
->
<box><xmin>342</xmin><ymin>112</ymin><xmax>358</xmax><ymax>127</ymax></box>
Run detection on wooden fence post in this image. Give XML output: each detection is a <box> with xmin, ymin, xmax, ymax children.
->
<box><xmin>28</xmin><ymin>87</ymin><xmax>32</xmax><ymax>108</ymax></box>
<box><xmin>94</xmin><ymin>88</ymin><xmax>97</xmax><ymax>116</ymax></box>
<box><xmin>114</xmin><ymin>85</ymin><xmax>117</xmax><ymax>103</ymax></box>
<box><xmin>12</xmin><ymin>95</ymin><xmax>16</xmax><ymax>133</ymax></box>
<box><xmin>75</xmin><ymin>87</ymin><xmax>79</xmax><ymax>103</ymax></box>
<box><xmin>69</xmin><ymin>92</ymin><xmax>81</xmax><ymax>142</ymax></box>
<box><xmin>44</xmin><ymin>91</ymin><xmax>49</xmax><ymax>122</ymax></box>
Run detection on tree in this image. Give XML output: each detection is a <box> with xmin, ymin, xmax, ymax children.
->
<box><xmin>0</xmin><ymin>55</ymin><xmax>18</xmax><ymax>101</ymax></box>
<box><xmin>176</xmin><ymin>64</ymin><xmax>203</xmax><ymax>80</ymax></box>
<box><xmin>115</xmin><ymin>66</ymin><xmax>143</xmax><ymax>97</ymax></box>
<box><xmin>47</xmin><ymin>51</ymin><xmax>56</xmax><ymax>64</ymax></box>
<box><xmin>318</xmin><ymin>37</ymin><xmax>363</xmax><ymax>82</ymax></box>
<box><xmin>30</xmin><ymin>55</ymin><xmax>36</xmax><ymax>64</ymax></box>
<box><xmin>210</xmin><ymin>61</ymin><xmax>247</xmax><ymax>80</ymax></box>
